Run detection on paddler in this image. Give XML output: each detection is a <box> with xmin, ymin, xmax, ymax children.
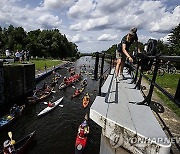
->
<box><xmin>3</xmin><ymin>140</ymin><xmax>15</xmax><ymax>154</ymax></box>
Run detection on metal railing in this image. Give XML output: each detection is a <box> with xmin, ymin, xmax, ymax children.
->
<box><xmin>94</xmin><ymin>52</ymin><xmax>180</xmax><ymax>153</ymax></box>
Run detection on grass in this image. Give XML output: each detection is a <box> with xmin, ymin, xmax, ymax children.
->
<box><xmin>30</xmin><ymin>59</ymin><xmax>63</xmax><ymax>70</ymax></box>
<box><xmin>147</xmin><ymin>73</ymin><xmax>180</xmax><ymax>117</ymax></box>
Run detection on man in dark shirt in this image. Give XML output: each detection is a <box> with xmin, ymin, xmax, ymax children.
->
<box><xmin>115</xmin><ymin>27</ymin><xmax>140</xmax><ymax>81</ymax></box>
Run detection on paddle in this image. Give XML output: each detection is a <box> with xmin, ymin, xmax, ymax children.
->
<box><xmin>72</xmin><ymin>86</ymin><xmax>76</xmax><ymax>89</ymax></box>
<box><xmin>8</xmin><ymin>132</ymin><xmax>15</xmax><ymax>145</ymax></box>
<box><xmin>52</xmin><ymin>91</ymin><xmax>56</xmax><ymax>93</ymax></box>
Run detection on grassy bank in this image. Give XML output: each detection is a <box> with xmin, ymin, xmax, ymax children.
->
<box><xmin>30</xmin><ymin>59</ymin><xmax>63</xmax><ymax>70</ymax></box>
<box><xmin>148</xmin><ymin>73</ymin><xmax>180</xmax><ymax>117</ymax></box>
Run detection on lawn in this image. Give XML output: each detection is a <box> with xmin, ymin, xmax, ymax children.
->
<box><xmin>148</xmin><ymin>73</ymin><xmax>180</xmax><ymax>117</ymax></box>
<box><xmin>30</xmin><ymin>59</ymin><xmax>63</xmax><ymax>70</ymax></box>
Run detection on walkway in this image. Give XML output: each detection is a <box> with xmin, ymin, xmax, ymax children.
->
<box><xmin>90</xmin><ymin>68</ymin><xmax>171</xmax><ymax>154</ymax></box>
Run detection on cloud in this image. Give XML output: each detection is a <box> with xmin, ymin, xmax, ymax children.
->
<box><xmin>37</xmin><ymin>14</ymin><xmax>62</xmax><ymax>29</ymax></box>
<box><xmin>0</xmin><ymin>0</ymin><xmax>63</xmax><ymax>31</ymax></box>
<box><xmin>150</xmin><ymin>6</ymin><xmax>180</xmax><ymax>33</ymax></box>
<box><xmin>83</xmin><ymin>16</ymin><xmax>110</xmax><ymax>31</ymax></box>
<box><xmin>67</xmin><ymin>34</ymin><xmax>88</xmax><ymax>43</ymax></box>
<box><xmin>68</xmin><ymin>0</ymin><xmax>96</xmax><ymax>18</ymax></box>
<box><xmin>98</xmin><ymin>34</ymin><xmax>117</xmax><ymax>41</ymax></box>
<box><xmin>42</xmin><ymin>0</ymin><xmax>74</xmax><ymax>9</ymax></box>
<box><xmin>69</xmin><ymin>23</ymin><xmax>82</xmax><ymax>31</ymax></box>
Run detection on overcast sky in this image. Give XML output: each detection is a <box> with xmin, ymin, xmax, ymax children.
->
<box><xmin>0</xmin><ymin>0</ymin><xmax>179</xmax><ymax>53</ymax></box>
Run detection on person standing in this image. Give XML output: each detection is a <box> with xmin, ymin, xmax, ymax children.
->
<box><xmin>115</xmin><ymin>27</ymin><xmax>140</xmax><ymax>81</ymax></box>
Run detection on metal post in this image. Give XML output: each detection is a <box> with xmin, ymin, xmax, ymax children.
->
<box><xmin>131</xmin><ymin>59</ymin><xmax>140</xmax><ymax>84</ymax></box>
<box><xmin>137</xmin><ymin>59</ymin><xmax>159</xmax><ymax>105</ymax></box>
<box><xmin>174</xmin><ymin>78</ymin><xmax>180</xmax><ymax>107</ymax></box>
<box><xmin>134</xmin><ymin>59</ymin><xmax>145</xmax><ymax>90</ymax></box>
<box><xmin>94</xmin><ymin>52</ymin><xmax>99</xmax><ymax>81</ymax></box>
<box><xmin>109</xmin><ymin>56</ymin><xmax>112</xmax><ymax>74</ymax></box>
<box><xmin>0</xmin><ymin>62</ymin><xmax>4</xmax><ymax>104</ymax></box>
<box><xmin>98</xmin><ymin>54</ymin><xmax>105</xmax><ymax>96</ymax></box>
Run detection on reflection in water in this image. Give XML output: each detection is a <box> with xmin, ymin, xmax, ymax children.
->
<box><xmin>0</xmin><ymin>56</ymin><xmax>110</xmax><ymax>154</ymax></box>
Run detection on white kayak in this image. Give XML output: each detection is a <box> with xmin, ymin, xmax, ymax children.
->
<box><xmin>37</xmin><ymin>97</ymin><xmax>64</xmax><ymax>117</ymax></box>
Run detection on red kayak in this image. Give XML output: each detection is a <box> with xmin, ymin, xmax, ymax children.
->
<box><xmin>75</xmin><ymin>134</ymin><xmax>87</xmax><ymax>154</ymax></box>
<box><xmin>75</xmin><ymin>115</ymin><xmax>89</xmax><ymax>154</ymax></box>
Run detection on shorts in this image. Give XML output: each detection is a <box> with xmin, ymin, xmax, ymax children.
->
<box><xmin>116</xmin><ymin>50</ymin><xmax>126</xmax><ymax>61</ymax></box>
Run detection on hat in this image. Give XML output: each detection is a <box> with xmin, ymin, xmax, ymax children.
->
<box><xmin>129</xmin><ymin>27</ymin><xmax>137</xmax><ymax>36</ymax></box>
<box><xmin>81</xmin><ymin>121</ymin><xmax>87</xmax><ymax>127</ymax></box>
<box><xmin>3</xmin><ymin>140</ymin><xmax>10</xmax><ymax>148</ymax></box>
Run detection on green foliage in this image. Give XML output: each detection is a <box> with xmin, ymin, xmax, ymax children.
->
<box><xmin>168</xmin><ymin>23</ymin><xmax>180</xmax><ymax>56</ymax></box>
<box><xmin>0</xmin><ymin>25</ymin><xmax>78</xmax><ymax>58</ymax></box>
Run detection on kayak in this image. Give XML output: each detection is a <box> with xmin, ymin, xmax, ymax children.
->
<box><xmin>0</xmin><ymin>105</ymin><xmax>25</xmax><ymax>130</ymax></box>
<box><xmin>37</xmin><ymin>97</ymin><xmax>64</xmax><ymax>117</ymax></box>
<box><xmin>28</xmin><ymin>87</ymin><xmax>54</xmax><ymax>104</ymax></box>
<box><xmin>59</xmin><ymin>74</ymin><xmax>81</xmax><ymax>90</ymax></box>
<box><xmin>75</xmin><ymin>135</ymin><xmax>87</xmax><ymax>154</ymax></box>
<box><xmin>82</xmin><ymin>93</ymin><xmax>90</xmax><ymax>108</ymax></box>
<box><xmin>0</xmin><ymin>131</ymin><xmax>36</xmax><ymax>154</ymax></box>
<box><xmin>80</xmin><ymin>79</ymin><xmax>87</xmax><ymax>87</ymax></box>
<box><xmin>75</xmin><ymin>114</ymin><xmax>89</xmax><ymax>154</ymax></box>
<box><xmin>72</xmin><ymin>87</ymin><xmax>84</xmax><ymax>99</ymax></box>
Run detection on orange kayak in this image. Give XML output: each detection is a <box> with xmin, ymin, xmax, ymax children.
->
<box><xmin>82</xmin><ymin>93</ymin><xmax>90</xmax><ymax>108</ymax></box>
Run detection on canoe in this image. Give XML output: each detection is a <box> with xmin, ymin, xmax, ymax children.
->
<box><xmin>28</xmin><ymin>87</ymin><xmax>54</xmax><ymax>104</ymax></box>
<box><xmin>0</xmin><ymin>131</ymin><xmax>36</xmax><ymax>154</ymax></box>
<box><xmin>72</xmin><ymin>87</ymin><xmax>84</xmax><ymax>99</ymax></box>
<box><xmin>0</xmin><ymin>105</ymin><xmax>25</xmax><ymax>130</ymax></box>
<box><xmin>82</xmin><ymin>94</ymin><xmax>90</xmax><ymax>108</ymax></box>
<box><xmin>37</xmin><ymin>97</ymin><xmax>64</xmax><ymax>117</ymax></box>
<box><xmin>75</xmin><ymin>115</ymin><xmax>89</xmax><ymax>154</ymax></box>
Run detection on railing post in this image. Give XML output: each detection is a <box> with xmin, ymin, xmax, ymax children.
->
<box><xmin>109</xmin><ymin>56</ymin><xmax>112</xmax><ymax>74</ymax></box>
<box><xmin>98</xmin><ymin>54</ymin><xmax>105</xmax><ymax>96</ymax></box>
<box><xmin>0</xmin><ymin>62</ymin><xmax>4</xmax><ymax>105</ymax></box>
<box><xmin>131</xmin><ymin>58</ymin><xmax>140</xmax><ymax>84</ymax></box>
<box><xmin>174</xmin><ymin>78</ymin><xmax>180</xmax><ymax>107</ymax></box>
<box><xmin>134</xmin><ymin>58</ymin><xmax>145</xmax><ymax>90</ymax></box>
<box><xmin>137</xmin><ymin>59</ymin><xmax>159</xmax><ymax>105</ymax></box>
<box><xmin>94</xmin><ymin>52</ymin><xmax>99</xmax><ymax>81</ymax></box>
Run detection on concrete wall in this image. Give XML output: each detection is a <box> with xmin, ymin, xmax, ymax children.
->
<box><xmin>2</xmin><ymin>63</ymin><xmax>35</xmax><ymax>104</ymax></box>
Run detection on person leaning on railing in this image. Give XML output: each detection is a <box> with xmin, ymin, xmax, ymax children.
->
<box><xmin>115</xmin><ymin>27</ymin><xmax>140</xmax><ymax>82</ymax></box>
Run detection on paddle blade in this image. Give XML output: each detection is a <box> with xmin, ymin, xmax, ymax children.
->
<box><xmin>52</xmin><ymin>91</ymin><xmax>56</xmax><ymax>93</ymax></box>
<box><xmin>8</xmin><ymin>132</ymin><xmax>12</xmax><ymax>140</ymax></box>
<box><xmin>59</xmin><ymin>105</ymin><xmax>64</xmax><ymax>107</ymax></box>
<box><xmin>43</xmin><ymin>102</ymin><xmax>48</xmax><ymax>104</ymax></box>
<box><xmin>72</xmin><ymin>86</ymin><xmax>75</xmax><ymax>89</ymax></box>
<box><xmin>10</xmin><ymin>140</ymin><xmax>16</xmax><ymax>145</ymax></box>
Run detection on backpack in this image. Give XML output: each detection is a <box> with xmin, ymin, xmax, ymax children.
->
<box><xmin>143</xmin><ymin>39</ymin><xmax>158</xmax><ymax>71</ymax></box>
<box><xmin>144</xmin><ymin>39</ymin><xmax>157</xmax><ymax>56</ymax></box>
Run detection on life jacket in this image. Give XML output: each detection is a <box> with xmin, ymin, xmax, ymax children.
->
<box><xmin>48</xmin><ymin>102</ymin><xmax>53</xmax><ymax>107</ymax></box>
<box><xmin>79</xmin><ymin>128</ymin><xmax>85</xmax><ymax>137</ymax></box>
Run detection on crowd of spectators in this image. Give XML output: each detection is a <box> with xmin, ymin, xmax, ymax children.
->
<box><xmin>5</xmin><ymin>49</ymin><xmax>30</xmax><ymax>62</ymax></box>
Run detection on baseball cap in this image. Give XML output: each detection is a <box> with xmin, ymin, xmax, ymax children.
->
<box><xmin>129</xmin><ymin>27</ymin><xmax>137</xmax><ymax>36</ymax></box>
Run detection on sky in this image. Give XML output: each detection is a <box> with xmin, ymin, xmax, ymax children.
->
<box><xmin>0</xmin><ymin>0</ymin><xmax>179</xmax><ymax>53</ymax></box>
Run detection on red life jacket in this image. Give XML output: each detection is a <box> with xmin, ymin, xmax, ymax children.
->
<box><xmin>79</xmin><ymin>128</ymin><xmax>85</xmax><ymax>137</ymax></box>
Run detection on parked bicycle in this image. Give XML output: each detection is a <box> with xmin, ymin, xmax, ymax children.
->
<box><xmin>161</xmin><ymin>61</ymin><xmax>176</xmax><ymax>74</ymax></box>
<box><xmin>146</xmin><ymin>64</ymin><xmax>165</xmax><ymax>76</ymax></box>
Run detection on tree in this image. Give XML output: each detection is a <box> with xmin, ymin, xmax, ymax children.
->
<box><xmin>168</xmin><ymin>23</ymin><xmax>180</xmax><ymax>56</ymax></box>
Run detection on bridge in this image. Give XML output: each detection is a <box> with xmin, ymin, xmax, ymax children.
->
<box><xmin>90</xmin><ymin>53</ymin><xmax>180</xmax><ymax>154</ymax></box>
